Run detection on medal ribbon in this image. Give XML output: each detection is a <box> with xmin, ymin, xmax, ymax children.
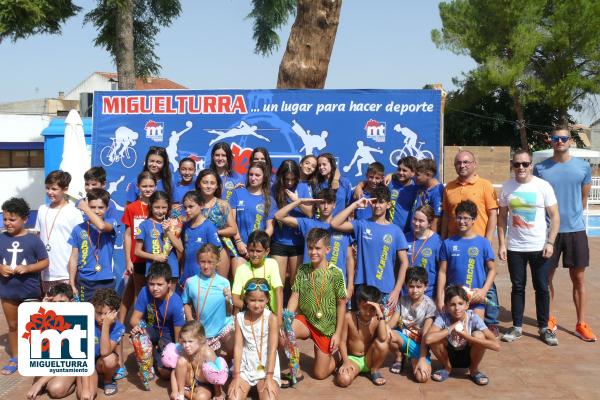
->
<box><xmin>410</xmin><ymin>231</ymin><xmax>431</xmax><ymax>267</ymax></box>
<box><xmin>196</xmin><ymin>274</ymin><xmax>216</xmax><ymax>321</ymax></box>
<box><xmin>249</xmin><ymin>311</ymin><xmax>265</xmax><ymax>371</ymax></box>
<box><xmin>311</xmin><ymin>266</ymin><xmax>328</xmax><ymax>315</ymax></box>
<box><xmin>153</xmin><ymin>292</ymin><xmax>171</xmax><ymax>338</ymax></box>
<box><xmin>87</xmin><ymin>222</ymin><xmax>102</xmax><ymax>268</ymax></box>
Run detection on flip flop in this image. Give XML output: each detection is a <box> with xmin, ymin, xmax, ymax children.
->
<box><xmin>113</xmin><ymin>366</ymin><xmax>128</xmax><ymax>380</ymax></box>
<box><xmin>104</xmin><ymin>381</ymin><xmax>118</xmax><ymax>396</ymax></box>
<box><xmin>369</xmin><ymin>371</ymin><xmax>386</xmax><ymax>386</ymax></box>
<box><xmin>469</xmin><ymin>371</ymin><xmax>489</xmax><ymax>386</ymax></box>
<box><xmin>389</xmin><ymin>360</ymin><xmax>403</xmax><ymax>374</ymax></box>
<box><xmin>432</xmin><ymin>369</ymin><xmax>450</xmax><ymax>382</ymax></box>
<box><xmin>1</xmin><ymin>358</ymin><xmax>18</xmax><ymax>375</ymax></box>
<box><xmin>280</xmin><ymin>372</ymin><xmax>305</xmax><ymax>388</ymax></box>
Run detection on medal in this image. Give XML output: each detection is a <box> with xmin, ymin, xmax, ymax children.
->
<box><xmin>87</xmin><ymin>222</ymin><xmax>102</xmax><ymax>274</ymax></box>
<box><xmin>94</xmin><ymin>264</ymin><xmax>102</xmax><ymax>272</ymax></box>
<box><xmin>256</xmin><ymin>364</ymin><xmax>265</xmax><ymax>373</ymax></box>
<box><xmin>316</xmin><ymin>311</ymin><xmax>323</xmax><ymax>320</ymax></box>
<box><xmin>311</xmin><ymin>266</ymin><xmax>328</xmax><ymax>322</ymax></box>
<box><xmin>45</xmin><ymin>243</ymin><xmax>52</xmax><ymax>252</ymax></box>
<box><xmin>44</xmin><ymin>203</ymin><xmax>65</xmax><ymax>254</ymax></box>
<box><xmin>249</xmin><ymin>310</ymin><xmax>265</xmax><ymax>374</ymax></box>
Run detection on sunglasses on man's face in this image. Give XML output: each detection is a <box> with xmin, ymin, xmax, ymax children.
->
<box><xmin>512</xmin><ymin>161</ymin><xmax>531</xmax><ymax>168</ymax></box>
<box><xmin>550</xmin><ymin>136</ymin><xmax>570</xmax><ymax>144</ymax></box>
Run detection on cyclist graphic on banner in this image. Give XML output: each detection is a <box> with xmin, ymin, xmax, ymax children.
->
<box><xmin>389</xmin><ymin>123</ymin><xmax>434</xmax><ymax>166</ymax></box>
<box><xmin>100</xmin><ymin>126</ymin><xmax>139</xmax><ymax>168</ymax></box>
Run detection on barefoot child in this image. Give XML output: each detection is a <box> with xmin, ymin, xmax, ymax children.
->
<box><xmin>1</xmin><ymin>197</ymin><xmax>49</xmax><ymax>375</ymax></box>
<box><xmin>388</xmin><ymin>267</ymin><xmax>436</xmax><ymax>381</ymax></box>
<box><xmin>27</xmin><ymin>284</ymin><xmax>76</xmax><ymax>399</ymax></box>
<box><xmin>182</xmin><ymin>244</ymin><xmax>234</xmax><ymax>358</ymax></box>
<box><xmin>131</xmin><ymin>262</ymin><xmax>186</xmax><ymax>379</ymax></box>
<box><xmin>424</xmin><ymin>285</ymin><xmax>499</xmax><ymax>385</ymax></box>
<box><xmin>77</xmin><ymin>289</ymin><xmax>126</xmax><ymax>397</ymax></box>
<box><xmin>335</xmin><ymin>285</ymin><xmax>389</xmax><ymax>387</ymax></box>
<box><xmin>284</xmin><ymin>228</ymin><xmax>347</xmax><ymax>385</ymax></box>
<box><xmin>228</xmin><ymin>278</ymin><xmax>280</xmax><ymax>400</ymax></box>
<box><xmin>173</xmin><ymin>321</ymin><xmax>225</xmax><ymax>400</ymax></box>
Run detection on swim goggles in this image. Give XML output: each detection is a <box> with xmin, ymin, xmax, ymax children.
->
<box><xmin>246</xmin><ymin>282</ymin><xmax>270</xmax><ymax>293</ymax></box>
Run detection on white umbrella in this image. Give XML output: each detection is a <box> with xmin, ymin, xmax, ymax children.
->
<box><xmin>60</xmin><ymin>109</ymin><xmax>90</xmax><ymax>200</ymax></box>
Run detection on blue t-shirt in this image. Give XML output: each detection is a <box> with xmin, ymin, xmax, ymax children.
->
<box><xmin>388</xmin><ymin>179</ymin><xmax>418</xmax><ymax>234</ymax></box>
<box><xmin>317</xmin><ymin>176</ymin><xmax>353</xmax><ymax>215</ymax></box>
<box><xmin>181</xmin><ymin>220</ymin><xmax>222</xmax><ymax>284</ymax></box>
<box><xmin>412</xmin><ymin>183</ymin><xmax>444</xmax><ymax>218</ymax></box>
<box><xmin>405</xmin><ymin>231</ymin><xmax>442</xmax><ymax>298</ymax></box>
<box><xmin>134</xmin><ymin>287</ymin><xmax>185</xmax><ymax>340</ymax></box>
<box><xmin>354</xmin><ymin>190</ymin><xmax>373</xmax><ymax>221</ymax></box>
<box><xmin>296</xmin><ymin>218</ymin><xmax>352</xmax><ymax>278</ymax></box>
<box><xmin>440</xmin><ymin>235</ymin><xmax>494</xmax><ymax>289</ymax></box>
<box><xmin>172</xmin><ymin>181</ymin><xmax>194</xmax><ymax>204</ymax></box>
<box><xmin>220</xmin><ymin>172</ymin><xmax>245</xmax><ymax>202</ymax></box>
<box><xmin>0</xmin><ymin>232</ymin><xmax>47</xmax><ymax>300</ymax></box>
<box><xmin>352</xmin><ymin>219</ymin><xmax>408</xmax><ymax>294</ymax></box>
<box><xmin>125</xmin><ymin>178</ymin><xmax>165</xmax><ymax>203</ymax></box>
<box><xmin>533</xmin><ymin>157</ymin><xmax>591</xmax><ymax>232</ymax></box>
<box><xmin>229</xmin><ymin>188</ymin><xmax>275</xmax><ymax>243</ymax></box>
<box><xmin>182</xmin><ymin>274</ymin><xmax>233</xmax><ymax>338</ymax></box>
<box><xmin>94</xmin><ymin>320</ymin><xmax>125</xmax><ymax>358</ymax></box>
<box><xmin>68</xmin><ymin>219</ymin><xmax>117</xmax><ymax>281</ymax></box>
<box><xmin>272</xmin><ymin>182</ymin><xmax>312</xmax><ymax>246</ymax></box>
<box><xmin>136</xmin><ymin>219</ymin><xmax>179</xmax><ymax>278</ymax></box>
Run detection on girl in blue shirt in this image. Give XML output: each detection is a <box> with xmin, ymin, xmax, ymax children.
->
<box><xmin>134</xmin><ymin>191</ymin><xmax>183</xmax><ymax>282</ymax></box>
<box><xmin>250</xmin><ymin>147</ymin><xmax>276</xmax><ymax>185</ymax></box>
<box><xmin>172</xmin><ymin>157</ymin><xmax>197</xmax><ymax>205</ymax></box>
<box><xmin>210</xmin><ymin>142</ymin><xmax>244</xmax><ymax>202</ymax></box>
<box><xmin>195</xmin><ymin>169</ymin><xmax>239</xmax><ymax>279</ymax></box>
<box><xmin>229</xmin><ymin>162</ymin><xmax>275</xmax><ymax>272</ymax></box>
<box><xmin>271</xmin><ymin>160</ymin><xmax>313</xmax><ymax>291</ymax></box>
<box><xmin>316</xmin><ymin>153</ymin><xmax>352</xmax><ymax>215</ymax></box>
<box><xmin>180</xmin><ymin>191</ymin><xmax>222</xmax><ymax>289</ymax></box>
<box><xmin>405</xmin><ymin>205</ymin><xmax>442</xmax><ymax>299</ymax></box>
<box><xmin>299</xmin><ymin>154</ymin><xmax>318</xmax><ymax>197</ymax></box>
<box><xmin>182</xmin><ymin>244</ymin><xmax>234</xmax><ymax>357</ymax></box>
<box><xmin>126</xmin><ymin>146</ymin><xmax>173</xmax><ymax>204</ymax></box>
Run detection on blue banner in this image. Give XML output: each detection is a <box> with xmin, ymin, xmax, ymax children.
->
<box><xmin>91</xmin><ymin>89</ymin><xmax>442</xmax><ymax>289</ymax></box>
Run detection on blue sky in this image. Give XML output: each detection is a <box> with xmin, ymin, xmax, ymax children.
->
<box><xmin>0</xmin><ymin>1</ymin><xmax>596</xmax><ymax>123</ymax></box>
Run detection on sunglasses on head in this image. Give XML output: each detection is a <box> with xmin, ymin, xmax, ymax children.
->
<box><xmin>149</xmin><ymin>146</ymin><xmax>166</xmax><ymax>151</ymax></box>
<box><xmin>246</xmin><ymin>282</ymin><xmax>269</xmax><ymax>293</ymax></box>
<box><xmin>550</xmin><ymin>136</ymin><xmax>570</xmax><ymax>144</ymax></box>
<box><xmin>512</xmin><ymin>161</ymin><xmax>531</xmax><ymax>168</ymax></box>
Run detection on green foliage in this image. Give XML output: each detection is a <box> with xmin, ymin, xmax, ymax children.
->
<box><xmin>433</xmin><ymin>0</ymin><xmax>599</xmax><ymax>144</ymax></box>
<box><xmin>247</xmin><ymin>0</ymin><xmax>295</xmax><ymax>56</ymax></box>
<box><xmin>445</xmin><ymin>73</ymin><xmax>568</xmax><ymax>150</ymax></box>
<box><xmin>0</xmin><ymin>0</ymin><xmax>81</xmax><ymax>43</ymax></box>
<box><xmin>84</xmin><ymin>0</ymin><xmax>181</xmax><ymax>77</ymax></box>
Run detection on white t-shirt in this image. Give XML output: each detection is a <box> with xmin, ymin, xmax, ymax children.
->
<box><xmin>35</xmin><ymin>202</ymin><xmax>83</xmax><ymax>281</ymax></box>
<box><xmin>499</xmin><ymin>176</ymin><xmax>557</xmax><ymax>252</ymax></box>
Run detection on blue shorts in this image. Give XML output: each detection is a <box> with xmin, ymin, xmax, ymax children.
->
<box><xmin>394</xmin><ymin>330</ymin><xmax>431</xmax><ymax>364</ymax></box>
<box><xmin>77</xmin><ymin>277</ymin><xmax>115</xmax><ymax>302</ymax></box>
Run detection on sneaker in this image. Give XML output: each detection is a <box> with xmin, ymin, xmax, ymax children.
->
<box><xmin>539</xmin><ymin>328</ymin><xmax>559</xmax><ymax>346</ymax></box>
<box><xmin>501</xmin><ymin>326</ymin><xmax>522</xmax><ymax>342</ymax></box>
<box><xmin>575</xmin><ymin>322</ymin><xmax>597</xmax><ymax>342</ymax></box>
<box><xmin>488</xmin><ymin>324</ymin><xmax>500</xmax><ymax>339</ymax></box>
<box><xmin>548</xmin><ymin>315</ymin><xmax>558</xmax><ymax>333</ymax></box>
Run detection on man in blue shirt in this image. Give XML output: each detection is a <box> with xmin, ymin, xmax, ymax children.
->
<box><xmin>533</xmin><ymin>126</ymin><xmax>596</xmax><ymax>342</ymax></box>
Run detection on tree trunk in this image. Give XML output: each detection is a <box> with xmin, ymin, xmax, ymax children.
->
<box><xmin>512</xmin><ymin>92</ymin><xmax>528</xmax><ymax>150</ymax></box>
<box><xmin>115</xmin><ymin>0</ymin><xmax>135</xmax><ymax>90</ymax></box>
<box><xmin>276</xmin><ymin>0</ymin><xmax>343</xmax><ymax>88</ymax></box>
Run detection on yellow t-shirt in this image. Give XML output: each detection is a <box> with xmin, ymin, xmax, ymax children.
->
<box><xmin>232</xmin><ymin>258</ymin><xmax>283</xmax><ymax>313</ymax></box>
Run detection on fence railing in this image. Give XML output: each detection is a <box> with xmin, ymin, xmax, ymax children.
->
<box><xmin>586</xmin><ymin>176</ymin><xmax>600</xmax><ymax>234</ymax></box>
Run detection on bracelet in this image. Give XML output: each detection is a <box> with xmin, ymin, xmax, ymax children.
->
<box><xmin>235</xmin><ymin>239</ymin><xmax>243</xmax><ymax>244</ymax></box>
<box><xmin>266</xmin><ymin>372</ymin><xmax>274</xmax><ymax>376</ymax></box>
<box><xmin>378</xmin><ymin>316</ymin><xmax>386</xmax><ymax>321</ymax></box>
<box><xmin>546</xmin><ymin>241</ymin><xmax>554</xmax><ymax>246</ymax></box>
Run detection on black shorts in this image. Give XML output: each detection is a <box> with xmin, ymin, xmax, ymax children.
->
<box><xmin>448</xmin><ymin>345</ymin><xmax>471</xmax><ymax>369</ymax></box>
<box><xmin>77</xmin><ymin>277</ymin><xmax>115</xmax><ymax>303</ymax></box>
<box><xmin>133</xmin><ymin>262</ymin><xmax>147</xmax><ymax>275</ymax></box>
<box><xmin>269</xmin><ymin>241</ymin><xmax>304</xmax><ymax>257</ymax></box>
<box><xmin>547</xmin><ymin>231</ymin><xmax>589</xmax><ymax>268</ymax></box>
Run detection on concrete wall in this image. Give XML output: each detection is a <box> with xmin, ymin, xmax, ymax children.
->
<box><xmin>66</xmin><ymin>74</ymin><xmax>112</xmax><ymax>100</ymax></box>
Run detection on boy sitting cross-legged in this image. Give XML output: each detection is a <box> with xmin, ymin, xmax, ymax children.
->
<box><xmin>283</xmin><ymin>228</ymin><xmax>347</xmax><ymax>387</ymax></box>
<box><xmin>130</xmin><ymin>262</ymin><xmax>186</xmax><ymax>380</ymax></box>
<box><xmin>335</xmin><ymin>285</ymin><xmax>389</xmax><ymax>387</ymax></box>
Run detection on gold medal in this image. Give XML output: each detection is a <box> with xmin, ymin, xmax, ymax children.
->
<box><xmin>94</xmin><ymin>264</ymin><xmax>102</xmax><ymax>272</ymax></box>
<box><xmin>316</xmin><ymin>311</ymin><xmax>323</xmax><ymax>319</ymax></box>
<box><xmin>256</xmin><ymin>364</ymin><xmax>265</xmax><ymax>373</ymax></box>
